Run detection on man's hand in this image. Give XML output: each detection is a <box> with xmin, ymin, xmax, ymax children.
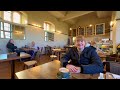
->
<box><xmin>66</xmin><ymin>64</ymin><xmax>81</xmax><ymax>73</ymax></box>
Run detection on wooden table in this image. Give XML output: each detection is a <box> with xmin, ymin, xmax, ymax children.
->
<box><xmin>64</xmin><ymin>45</ymin><xmax>74</xmax><ymax>52</ymax></box>
<box><xmin>0</xmin><ymin>52</ymin><xmax>31</xmax><ymax>79</ymax></box>
<box><xmin>15</xmin><ymin>60</ymin><xmax>100</xmax><ymax>79</ymax></box>
<box><xmin>52</xmin><ymin>49</ymin><xmax>66</xmax><ymax>60</ymax></box>
<box><xmin>21</xmin><ymin>48</ymin><xmax>35</xmax><ymax>51</ymax></box>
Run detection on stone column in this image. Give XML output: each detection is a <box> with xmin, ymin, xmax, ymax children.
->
<box><xmin>111</xmin><ymin>11</ymin><xmax>120</xmax><ymax>53</ymax></box>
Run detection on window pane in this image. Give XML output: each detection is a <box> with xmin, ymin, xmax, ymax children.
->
<box><xmin>4</xmin><ymin>11</ymin><xmax>11</xmax><ymax>21</ymax></box>
<box><xmin>4</xmin><ymin>23</ymin><xmax>10</xmax><ymax>31</ymax></box>
<box><xmin>45</xmin><ymin>36</ymin><xmax>47</xmax><ymax>41</ymax></box>
<box><xmin>45</xmin><ymin>32</ymin><xmax>54</xmax><ymax>41</ymax></box>
<box><xmin>44</xmin><ymin>23</ymin><xmax>46</xmax><ymax>30</ymax></box>
<box><xmin>0</xmin><ymin>22</ymin><xmax>3</xmax><ymax>30</ymax></box>
<box><xmin>46</xmin><ymin>24</ymin><xmax>49</xmax><ymax>30</ymax></box>
<box><xmin>44</xmin><ymin>22</ymin><xmax>51</xmax><ymax>31</ymax></box>
<box><xmin>5</xmin><ymin>32</ymin><xmax>10</xmax><ymax>38</ymax></box>
<box><xmin>45</xmin><ymin>32</ymin><xmax>47</xmax><ymax>36</ymax></box>
<box><xmin>1</xmin><ymin>31</ymin><xmax>4</xmax><ymax>38</ymax></box>
<box><xmin>13</xmin><ymin>12</ymin><xmax>21</xmax><ymax>23</ymax></box>
<box><xmin>24</xmin><ymin>35</ymin><xmax>26</xmax><ymax>39</ymax></box>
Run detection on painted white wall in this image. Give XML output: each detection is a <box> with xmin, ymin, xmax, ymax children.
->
<box><xmin>0</xmin><ymin>26</ymin><xmax>68</xmax><ymax>54</ymax></box>
<box><xmin>0</xmin><ymin>11</ymin><xmax>69</xmax><ymax>54</ymax></box>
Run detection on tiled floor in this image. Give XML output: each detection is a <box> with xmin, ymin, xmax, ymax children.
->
<box><xmin>0</xmin><ymin>55</ymin><xmax>52</xmax><ymax>79</ymax></box>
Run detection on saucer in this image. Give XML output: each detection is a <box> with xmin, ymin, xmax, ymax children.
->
<box><xmin>57</xmin><ymin>72</ymin><xmax>71</xmax><ymax>79</ymax></box>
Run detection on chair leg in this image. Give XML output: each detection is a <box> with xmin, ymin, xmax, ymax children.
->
<box><xmin>23</xmin><ymin>64</ymin><xmax>26</xmax><ymax>70</ymax></box>
<box><xmin>27</xmin><ymin>66</ymin><xmax>30</xmax><ymax>69</ymax></box>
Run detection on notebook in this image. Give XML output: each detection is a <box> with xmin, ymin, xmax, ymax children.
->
<box><xmin>0</xmin><ymin>54</ymin><xmax>7</xmax><ymax>60</ymax></box>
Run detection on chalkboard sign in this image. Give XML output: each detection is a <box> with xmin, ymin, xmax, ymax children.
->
<box><xmin>78</xmin><ymin>27</ymin><xmax>85</xmax><ymax>36</ymax></box>
<box><xmin>86</xmin><ymin>26</ymin><xmax>94</xmax><ymax>36</ymax></box>
<box><xmin>95</xmin><ymin>23</ymin><xmax>105</xmax><ymax>35</ymax></box>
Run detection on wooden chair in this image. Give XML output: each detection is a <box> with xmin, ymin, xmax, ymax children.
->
<box><xmin>23</xmin><ymin>61</ymin><xmax>37</xmax><ymax>69</ymax></box>
<box><xmin>105</xmin><ymin>61</ymin><xmax>120</xmax><ymax>75</ymax></box>
<box><xmin>106</xmin><ymin>54</ymin><xmax>117</xmax><ymax>62</ymax></box>
<box><xmin>23</xmin><ymin>50</ymin><xmax>42</xmax><ymax>69</ymax></box>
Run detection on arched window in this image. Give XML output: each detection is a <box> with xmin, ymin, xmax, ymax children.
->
<box><xmin>1</xmin><ymin>11</ymin><xmax>27</xmax><ymax>39</ymax></box>
<box><xmin>44</xmin><ymin>21</ymin><xmax>55</xmax><ymax>32</ymax></box>
<box><xmin>13</xmin><ymin>12</ymin><xmax>21</xmax><ymax>24</ymax></box>
<box><xmin>3</xmin><ymin>11</ymin><xmax>12</xmax><ymax>22</ymax></box>
<box><xmin>44</xmin><ymin>21</ymin><xmax>55</xmax><ymax>41</ymax></box>
<box><xmin>3</xmin><ymin>11</ymin><xmax>27</xmax><ymax>24</ymax></box>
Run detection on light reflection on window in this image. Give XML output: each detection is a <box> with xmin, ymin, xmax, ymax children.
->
<box><xmin>4</xmin><ymin>11</ymin><xmax>12</xmax><ymax>21</ymax></box>
<box><xmin>1</xmin><ymin>31</ymin><xmax>4</xmax><ymax>38</ymax></box>
<box><xmin>13</xmin><ymin>12</ymin><xmax>21</xmax><ymax>23</ymax></box>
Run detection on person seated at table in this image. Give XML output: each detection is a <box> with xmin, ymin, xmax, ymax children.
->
<box><xmin>6</xmin><ymin>39</ymin><xmax>25</xmax><ymax>55</ymax></box>
<box><xmin>29</xmin><ymin>41</ymin><xmax>39</xmax><ymax>59</ymax></box>
<box><xmin>30</xmin><ymin>41</ymin><xmax>38</xmax><ymax>50</ymax></box>
<box><xmin>6</xmin><ymin>39</ymin><xmax>17</xmax><ymax>52</ymax></box>
<box><xmin>90</xmin><ymin>41</ymin><xmax>104</xmax><ymax>55</ymax></box>
<box><xmin>61</xmin><ymin>35</ymin><xmax>103</xmax><ymax>74</ymax></box>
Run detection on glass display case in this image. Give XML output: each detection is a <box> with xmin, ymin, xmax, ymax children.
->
<box><xmin>96</xmin><ymin>38</ymin><xmax>113</xmax><ymax>55</ymax></box>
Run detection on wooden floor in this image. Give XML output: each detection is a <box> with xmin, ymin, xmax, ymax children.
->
<box><xmin>0</xmin><ymin>55</ymin><xmax>52</xmax><ymax>79</ymax></box>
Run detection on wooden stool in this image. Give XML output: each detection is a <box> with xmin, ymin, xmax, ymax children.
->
<box><xmin>23</xmin><ymin>60</ymin><xmax>37</xmax><ymax>69</ymax></box>
<box><xmin>50</xmin><ymin>55</ymin><xmax>57</xmax><ymax>61</ymax></box>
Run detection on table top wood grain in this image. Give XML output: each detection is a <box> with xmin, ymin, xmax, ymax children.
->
<box><xmin>0</xmin><ymin>52</ymin><xmax>31</xmax><ymax>62</ymax></box>
<box><xmin>15</xmin><ymin>60</ymin><xmax>100</xmax><ymax>79</ymax></box>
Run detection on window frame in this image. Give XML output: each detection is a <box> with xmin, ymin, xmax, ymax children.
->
<box><xmin>44</xmin><ymin>21</ymin><xmax>55</xmax><ymax>42</ymax></box>
<box><xmin>44</xmin><ymin>31</ymin><xmax>54</xmax><ymax>42</ymax></box>
<box><xmin>12</xmin><ymin>11</ymin><xmax>21</xmax><ymax>24</ymax></box>
<box><xmin>44</xmin><ymin>22</ymin><xmax>51</xmax><ymax>31</ymax></box>
<box><xmin>3</xmin><ymin>11</ymin><xmax>23</xmax><ymax>24</ymax></box>
<box><xmin>0</xmin><ymin>21</ymin><xmax>26</xmax><ymax>39</ymax></box>
<box><xmin>0</xmin><ymin>21</ymin><xmax>12</xmax><ymax>39</ymax></box>
<box><xmin>3</xmin><ymin>11</ymin><xmax>12</xmax><ymax>22</ymax></box>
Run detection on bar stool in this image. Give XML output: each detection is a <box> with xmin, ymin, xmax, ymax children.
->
<box><xmin>23</xmin><ymin>60</ymin><xmax>37</xmax><ymax>69</ymax></box>
<box><xmin>50</xmin><ymin>55</ymin><xmax>57</xmax><ymax>61</ymax></box>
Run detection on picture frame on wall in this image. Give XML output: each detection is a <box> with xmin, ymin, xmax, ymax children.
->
<box><xmin>78</xmin><ymin>27</ymin><xmax>85</xmax><ymax>36</ymax></box>
<box><xmin>95</xmin><ymin>23</ymin><xmax>105</xmax><ymax>35</ymax></box>
<box><xmin>86</xmin><ymin>26</ymin><xmax>94</xmax><ymax>36</ymax></box>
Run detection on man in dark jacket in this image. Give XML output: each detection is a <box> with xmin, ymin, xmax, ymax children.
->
<box><xmin>6</xmin><ymin>39</ymin><xmax>25</xmax><ymax>56</ymax></box>
<box><xmin>61</xmin><ymin>35</ymin><xmax>103</xmax><ymax>74</ymax></box>
<box><xmin>6</xmin><ymin>39</ymin><xmax>17</xmax><ymax>52</ymax></box>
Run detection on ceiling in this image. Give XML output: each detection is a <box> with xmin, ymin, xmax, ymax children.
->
<box><xmin>48</xmin><ymin>11</ymin><xmax>112</xmax><ymax>25</ymax></box>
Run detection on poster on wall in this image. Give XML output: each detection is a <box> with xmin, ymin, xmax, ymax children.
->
<box><xmin>86</xmin><ymin>26</ymin><xmax>94</xmax><ymax>36</ymax></box>
<box><xmin>95</xmin><ymin>23</ymin><xmax>105</xmax><ymax>35</ymax></box>
<box><xmin>78</xmin><ymin>27</ymin><xmax>85</xmax><ymax>36</ymax></box>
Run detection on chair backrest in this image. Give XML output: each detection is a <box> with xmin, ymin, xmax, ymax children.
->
<box><xmin>106</xmin><ymin>54</ymin><xmax>117</xmax><ymax>62</ymax></box>
<box><xmin>40</xmin><ymin>47</ymin><xmax>43</xmax><ymax>53</ymax></box>
<box><xmin>34</xmin><ymin>49</ymin><xmax>43</xmax><ymax>60</ymax></box>
<box><xmin>110</xmin><ymin>62</ymin><xmax>120</xmax><ymax>75</ymax></box>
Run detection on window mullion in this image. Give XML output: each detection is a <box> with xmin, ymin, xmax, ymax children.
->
<box><xmin>11</xmin><ymin>11</ymin><xmax>13</xmax><ymax>23</ymax></box>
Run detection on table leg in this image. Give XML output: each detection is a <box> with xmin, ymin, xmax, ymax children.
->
<box><xmin>59</xmin><ymin>52</ymin><xmax>60</xmax><ymax>60</ymax></box>
<box><xmin>11</xmin><ymin>60</ymin><xmax>15</xmax><ymax>79</ymax></box>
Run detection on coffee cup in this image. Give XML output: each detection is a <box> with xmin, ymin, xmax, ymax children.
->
<box><xmin>57</xmin><ymin>67</ymin><xmax>71</xmax><ymax>79</ymax></box>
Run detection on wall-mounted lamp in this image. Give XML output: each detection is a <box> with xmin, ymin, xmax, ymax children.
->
<box><xmin>70</xmin><ymin>28</ymin><xmax>72</xmax><ymax>30</ymax></box>
<box><xmin>110</xmin><ymin>21</ymin><xmax>114</xmax><ymax>27</ymax></box>
<box><xmin>78</xmin><ymin>26</ymin><xmax>81</xmax><ymax>29</ymax></box>
<box><xmin>56</xmin><ymin>31</ymin><xmax>62</xmax><ymax>34</ymax></box>
<box><xmin>89</xmin><ymin>24</ymin><xmax>92</xmax><ymax>27</ymax></box>
<box><xmin>28</xmin><ymin>23</ymin><xmax>43</xmax><ymax>29</ymax></box>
